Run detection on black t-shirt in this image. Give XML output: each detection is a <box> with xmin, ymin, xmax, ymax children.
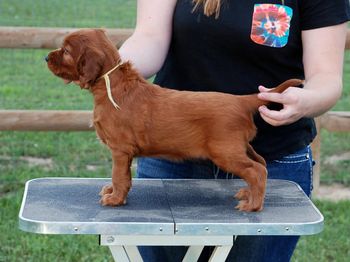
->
<box><xmin>154</xmin><ymin>0</ymin><xmax>350</xmax><ymax>160</ymax></box>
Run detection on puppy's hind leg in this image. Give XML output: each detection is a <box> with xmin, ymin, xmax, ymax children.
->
<box><xmin>210</xmin><ymin>144</ymin><xmax>267</xmax><ymax>212</ymax></box>
<box><xmin>234</xmin><ymin>144</ymin><xmax>267</xmax><ymax>201</ymax></box>
<box><xmin>237</xmin><ymin>145</ymin><xmax>267</xmax><ymax>206</ymax></box>
<box><xmin>247</xmin><ymin>144</ymin><xmax>266</xmax><ymax>167</ymax></box>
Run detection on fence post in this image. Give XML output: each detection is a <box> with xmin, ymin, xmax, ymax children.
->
<box><xmin>311</xmin><ymin>117</ymin><xmax>322</xmax><ymax>196</ymax></box>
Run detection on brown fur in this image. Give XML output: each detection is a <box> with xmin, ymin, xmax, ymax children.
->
<box><xmin>46</xmin><ymin>29</ymin><xmax>303</xmax><ymax>212</ymax></box>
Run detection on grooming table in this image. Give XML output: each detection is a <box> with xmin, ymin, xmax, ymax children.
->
<box><xmin>19</xmin><ymin>178</ymin><xmax>323</xmax><ymax>261</ymax></box>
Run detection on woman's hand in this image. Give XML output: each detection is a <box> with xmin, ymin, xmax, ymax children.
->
<box><xmin>257</xmin><ymin>85</ymin><xmax>310</xmax><ymax>126</ymax></box>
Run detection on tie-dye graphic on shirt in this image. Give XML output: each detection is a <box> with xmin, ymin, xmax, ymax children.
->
<box><xmin>250</xmin><ymin>4</ymin><xmax>293</xmax><ymax>48</ymax></box>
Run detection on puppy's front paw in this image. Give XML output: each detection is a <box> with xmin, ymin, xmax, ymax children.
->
<box><xmin>235</xmin><ymin>199</ymin><xmax>263</xmax><ymax>212</ymax></box>
<box><xmin>234</xmin><ymin>187</ymin><xmax>264</xmax><ymax>212</ymax></box>
<box><xmin>99</xmin><ymin>184</ymin><xmax>113</xmax><ymax>196</ymax></box>
<box><xmin>100</xmin><ymin>193</ymin><xmax>127</xmax><ymax>206</ymax></box>
<box><xmin>234</xmin><ymin>188</ymin><xmax>250</xmax><ymax>200</ymax></box>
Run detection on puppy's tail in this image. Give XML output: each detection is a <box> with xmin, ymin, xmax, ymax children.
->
<box><xmin>243</xmin><ymin>78</ymin><xmax>304</xmax><ymax>112</ymax></box>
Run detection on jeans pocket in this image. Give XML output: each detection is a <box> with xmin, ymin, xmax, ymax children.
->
<box><xmin>272</xmin><ymin>152</ymin><xmax>311</xmax><ymax>164</ymax></box>
<box><xmin>267</xmin><ymin>146</ymin><xmax>313</xmax><ymax>196</ymax></box>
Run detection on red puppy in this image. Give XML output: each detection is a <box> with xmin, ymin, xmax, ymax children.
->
<box><xmin>46</xmin><ymin>29</ymin><xmax>303</xmax><ymax>211</ymax></box>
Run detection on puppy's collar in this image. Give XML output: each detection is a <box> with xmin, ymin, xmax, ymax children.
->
<box><xmin>99</xmin><ymin>60</ymin><xmax>123</xmax><ymax>110</ymax></box>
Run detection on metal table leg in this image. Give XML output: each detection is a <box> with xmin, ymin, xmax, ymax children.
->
<box><xmin>124</xmin><ymin>246</ymin><xmax>143</xmax><ymax>262</ymax></box>
<box><xmin>101</xmin><ymin>235</ymin><xmax>235</xmax><ymax>262</ymax></box>
<box><xmin>108</xmin><ymin>246</ymin><xmax>131</xmax><ymax>262</ymax></box>
<box><xmin>209</xmin><ymin>246</ymin><xmax>233</xmax><ymax>262</ymax></box>
<box><xmin>183</xmin><ymin>246</ymin><xmax>205</xmax><ymax>262</ymax></box>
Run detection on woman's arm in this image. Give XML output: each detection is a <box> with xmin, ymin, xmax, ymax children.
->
<box><xmin>119</xmin><ymin>0</ymin><xmax>177</xmax><ymax>78</ymax></box>
<box><xmin>257</xmin><ymin>22</ymin><xmax>347</xmax><ymax>126</ymax></box>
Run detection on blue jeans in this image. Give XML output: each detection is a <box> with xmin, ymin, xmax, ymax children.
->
<box><xmin>136</xmin><ymin>146</ymin><xmax>314</xmax><ymax>262</ymax></box>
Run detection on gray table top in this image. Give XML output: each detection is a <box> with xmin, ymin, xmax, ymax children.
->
<box><xmin>19</xmin><ymin>178</ymin><xmax>323</xmax><ymax>236</ymax></box>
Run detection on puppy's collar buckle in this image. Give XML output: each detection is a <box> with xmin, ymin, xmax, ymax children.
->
<box><xmin>100</xmin><ymin>60</ymin><xmax>123</xmax><ymax>110</ymax></box>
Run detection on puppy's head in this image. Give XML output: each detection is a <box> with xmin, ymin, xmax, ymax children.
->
<box><xmin>46</xmin><ymin>29</ymin><xmax>119</xmax><ymax>89</ymax></box>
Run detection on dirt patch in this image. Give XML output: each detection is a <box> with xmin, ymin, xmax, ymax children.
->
<box><xmin>0</xmin><ymin>155</ymin><xmax>53</xmax><ymax>170</ymax></box>
<box><xmin>86</xmin><ymin>165</ymin><xmax>99</xmax><ymax>171</ymax></box>
<box><xmin>85</xmin><ymin>161</ymin><xmax>136</xmax><ymax>171</ymax></box>
<box><xmin>315</xmin><ymin>184</ymin><xmax>350</xmax><ymax>201</ymax></box>
<box><xmin>20</xmin><ymin>156</ymin><xmax>53</xmax><ymax>169</ymax></box>
<box><xmin>324</xmin><ymin>152</ymin><xmax>350</xmax><ymax>165</ymax></box>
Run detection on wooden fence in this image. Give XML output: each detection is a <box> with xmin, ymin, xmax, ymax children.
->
<box><xmin>0</xmin><ymin>110</ymin><xmax>93</xmax><ymax>131</ymax></box>
<box><xmin>1</xmin><ymin>26</ymin><xmax>350</xmax><ymax>194</ymax></box>
<box><xmin>0</xmin><ymin>26</ymin><xmax>133</xmax><ymax>49</ymax></box>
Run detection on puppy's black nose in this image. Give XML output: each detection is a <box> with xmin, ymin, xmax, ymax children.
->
<box><xmin>45</xmin><ymin>56</ymin><xmax>49</xmax><ymax>62</ymax></box>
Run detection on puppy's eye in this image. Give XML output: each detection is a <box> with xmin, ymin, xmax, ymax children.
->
<box><xmin>63</xmin><ymin>48</ymin><xmax>69</xmax><ymax>54</ymax></box>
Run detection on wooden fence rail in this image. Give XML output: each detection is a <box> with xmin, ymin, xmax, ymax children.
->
<box><xmin>319</xmin><ymin>111</ymin><xmax>350</xmax><ymax>132</ymax></box>
<box><xmin>0</xmin><ymin>26</ymin><xmax>349</xmax><ymax>49</ymax></box>
<box><xmin>3</xmin><ymin>110</ymin><xmax>348</xmax><ymax>133</ymax></box>
<box><xmin>0</xmin><ymin>110</ymin><xmax>93</xmax><ymax>131</ymax></box>
<box><xmin>0</xmin><ymin>26</ymin><xmax>133</xmax><ymax>49</ymax></box>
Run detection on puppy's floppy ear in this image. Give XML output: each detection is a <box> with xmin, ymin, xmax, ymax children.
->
<box><xmin>77</xmin><ymin>47</ymin><xmax>105</xmax><ymax>88</ymax></box>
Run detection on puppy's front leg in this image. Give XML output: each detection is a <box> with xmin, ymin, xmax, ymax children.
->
<box><xmin>100</xmin><ymin>152</ymin><xmax>132</xmax><ymax>206</ymax></box>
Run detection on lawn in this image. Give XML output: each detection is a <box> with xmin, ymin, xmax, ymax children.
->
<box><xmin>1</xmin><ymin>1</ymin><xmax>350</xmax><ymax>261</ymax></box>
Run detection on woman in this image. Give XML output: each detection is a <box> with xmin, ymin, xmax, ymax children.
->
<box><xmin>119</xmin><ymin>0</ymin><xmax>349</xmax><ymax>261</ymax></box>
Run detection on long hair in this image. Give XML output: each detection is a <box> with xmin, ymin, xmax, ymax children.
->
<box><xmin>192</xmin><ymin>0</ymin><xmax>222</xmax><ymax>19</ymax></box>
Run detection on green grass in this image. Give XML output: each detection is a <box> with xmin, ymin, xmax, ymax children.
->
<box><xmin>0</xmin><ymin>0</ymin><xmax>350</xmax><ymax>261</ymax></box>
<box><xmin>292</xmin><ymin>200</ymin><xmax>350</xmax><ymax>262</ymax></box>
<box><xmin>0</xmin><ymin>0</ymin><xmax>136</xmax><ymax>28</ymax></box>
<box><xmin>0</xmin><ymin>48</ymin><xmax>93</xmax><ymax>110</ymax></box>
